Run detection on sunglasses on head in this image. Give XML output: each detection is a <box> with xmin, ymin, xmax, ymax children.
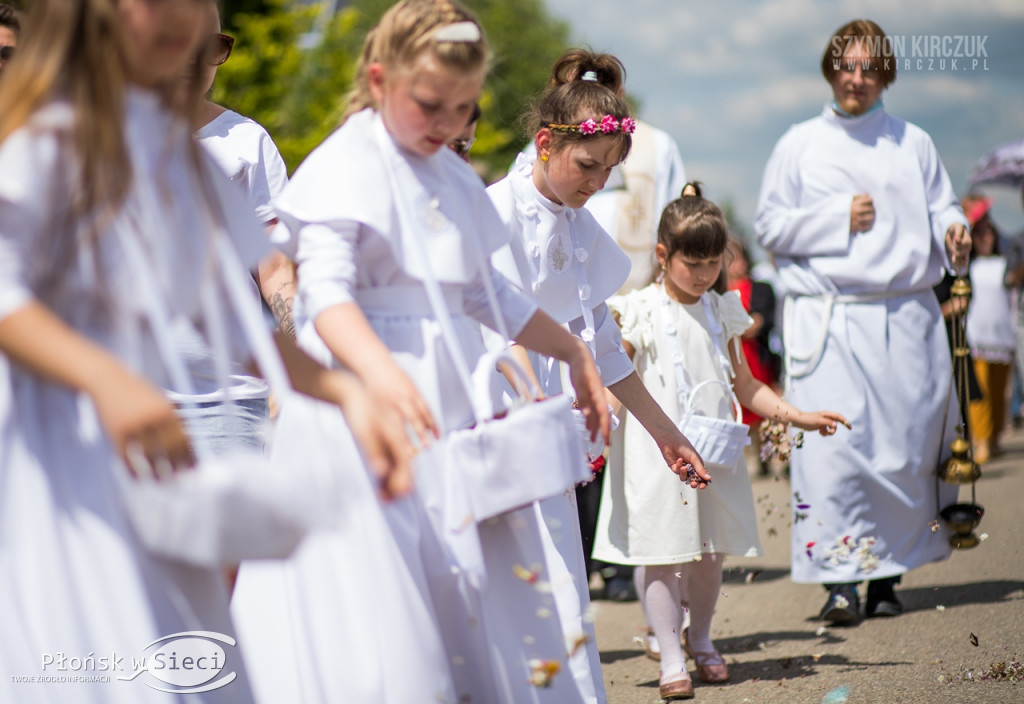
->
<box><xmin>205</xmin><ymin>33</ymin><xmax>234</xmax><ymax>66</ymax></box>
<box><xmin>0</xmin><ymin>46</ymin><xmax>14</xmax><ymax>62</ymax></box>
<box><xmin>449</xmin><ymin>137</ymin><xmax>475</xmax><ymax>158</ymax></box>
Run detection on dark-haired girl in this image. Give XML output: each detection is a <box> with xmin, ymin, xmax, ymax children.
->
<box><xmin>594</xmin><ymin>183</ymin><xmax>844</xmax><ymax>698</ymax></box>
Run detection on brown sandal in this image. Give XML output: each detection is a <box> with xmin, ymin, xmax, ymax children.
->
<box><xmin>659</xmin><ymin>669</ymin><xmax>695</xmax><ymax>700</ymax></box>
<box><xmin>682</xmin><ymin>628</ymin><xmax>730</xmax><ymax>683</ymax></box>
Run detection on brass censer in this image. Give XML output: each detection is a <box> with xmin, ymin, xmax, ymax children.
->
<box><xmin>937</xmin><ymin>274</ymin><xmax>983</xmax><ymax>548</ymax></box>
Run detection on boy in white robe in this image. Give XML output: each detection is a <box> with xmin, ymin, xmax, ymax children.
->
<box><xmin>754</xmin><ymin>18</ymin><xmax>971</xmax><ymax>625</ymax></box>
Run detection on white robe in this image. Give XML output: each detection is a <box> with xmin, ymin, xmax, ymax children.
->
<box><xmin>754</xmin><ymin>103</ymin><xmax>966</xmax><ymax>583</ymax></box>
<box><xmin>0</xmin><ymin>90</ymin><xmax>265</xmax><ymax>703</ymax></box>
<box><xmin>488</xmin><ymin>159</ymin><xmax>635</xmax><ymax>704</ymax></box>
<box><xmin>232</xmin><ymin>110</ymin><xmax>590</xmax><ymax>704</ymax></box>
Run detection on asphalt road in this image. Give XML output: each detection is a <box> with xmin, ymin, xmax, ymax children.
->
<box><xmin>591</xmin><ymin>425</ymin><xmax>1024</xmax><ymax>704</ymax></box>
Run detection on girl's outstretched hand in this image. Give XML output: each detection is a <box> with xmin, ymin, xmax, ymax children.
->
<box><xmin>793</xmin><ymin>410</ymin><xmax>849</xmax><ymax>436</ymax></box>
<box><xmin>566</xmin><ymin>340</ymin><xmax>611</xmax><ymax>447</ymax></box>
<box><xmin>90</xmin><ymin>370</ymin><xmax>195</xmax><ymax>479</ymax></box>
<box><xmin>655</xmin><ymin>429</ymin><xmax>711</xmax><ymax>489</ymax></box>
<box><xmin>335</xmin><ymin>373</ymin><xmax>414</xmax><ymax>500</ymax></box>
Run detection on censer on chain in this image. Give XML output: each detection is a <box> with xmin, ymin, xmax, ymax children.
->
<box><xmin>937</xmin><ymin>274</ymin><xmax>984</xmax><ymax>549</ymax></box>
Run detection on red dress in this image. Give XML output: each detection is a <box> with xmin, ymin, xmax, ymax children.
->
<box><xmin>729</xmin><ymin>276</ymin><xmax>777</xmax><ymax>425</ymax></box>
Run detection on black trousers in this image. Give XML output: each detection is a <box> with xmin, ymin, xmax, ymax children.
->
<box><xmin>575</xmin><ymin>469</ymin><xmax>634</xmax><ymax>583</ymax></box>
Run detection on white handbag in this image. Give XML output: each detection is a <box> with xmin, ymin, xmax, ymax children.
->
<box><xmin>661</xmin><ymin>292</ymin><xmax>750</xmax><ymax>472</ymax></box>
<box><xmin>114</xmin><ymin>192</ymin><xmax>331</xmax><ymax>568</ymax></box>
<box><xmin>445</xmin><ymin>350</ymin><xmax>589</xmax><ymax>521</ymax></box>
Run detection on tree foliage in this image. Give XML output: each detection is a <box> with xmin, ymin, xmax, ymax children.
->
<box><xmin>214</xmin><ymin>0</ymin><xmax>570</xmax><ymax>178</ymax></box>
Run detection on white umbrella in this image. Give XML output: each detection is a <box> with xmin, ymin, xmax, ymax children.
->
<box><xmin>968</xmin><ymin>138</ymin><xmax>1024</xmax><ymax>189</ymax></box>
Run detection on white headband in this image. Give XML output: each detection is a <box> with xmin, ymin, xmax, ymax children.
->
<box><xmin>435</xmin><ymin>21</ymin><xmax>481</xmax><ymax>43</ymax></box>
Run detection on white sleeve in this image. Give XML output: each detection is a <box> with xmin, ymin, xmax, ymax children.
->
<box><xmin>295</xmin><ymin>221</ymin><xmax>359</xmax><ymax>323</ymax></box>
<box><xmin>754</xmin><ymin>131</ymin><xmax>853</xmax><ymax>258</ymax></box>
<box><xmin>463</xmin><ymin>264</ymin><xmax>539</xmax><ymax>339</ymax></box>
<box><xmin>248</xmin><ymin>130</ymin><xmax>289</xmax><ymax>225</ymax></box>
<box><xmin>918</xmin><ymin>132</ymin><xmax>967</xmax><ymax>262</ymax></box>
<box><xmin>567</xmin><ymin>302</ymin><xmax>634</xmax><ymax>386</ymax></box>
<box><xmin>0</xmin><ymin>130</ymin><xmax>60</xmax><ymax>320</ymax></box>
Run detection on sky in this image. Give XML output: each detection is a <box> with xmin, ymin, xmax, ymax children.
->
<box><xmin>543</xmin><ymin>0</ymin><xmax>1024</xmax><ymax>250</ymax></box>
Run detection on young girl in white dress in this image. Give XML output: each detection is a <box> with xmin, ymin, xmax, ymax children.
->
<box><xmin>593</xmin><ymin>183</ymin><xmax>846</xmax><ymax>699</ymax></box>
<box><xmin>230</xmin><ymin>3</ymin><xmax>621</xmax><ymax>703</ymax></box>
<box><xmin>487</xmin><ymin>50</ymin><xmax>711</xmax><ymax>704</ymax></box>
<box><xmin>0</xmin><ymin>2</ymin><xmax>404</xmax><ymax>702</ymax></box>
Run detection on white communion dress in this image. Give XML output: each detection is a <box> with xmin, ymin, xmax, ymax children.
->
<box><xmin>0</xmin><ymin>90</ymin><xmax>266</xmax><ymax>703</ymax></box>
<box><xmin>488</xmin><ymin>156</ymin><xmax>640</xmax><ymax>704</ymax></box>
<box><xmin>232</xmin><ymin>109</ymin><xmax>594</xmax><ymax>704</ymax></box>
<box><xmin>593</xmin><ymin>285</ymin><xmax>763</xmax><ymax>564</ymax></box>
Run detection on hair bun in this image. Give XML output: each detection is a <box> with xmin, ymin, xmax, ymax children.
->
<box><xmin>681</xmin><ymin>181</ymin><xmax>703</xmax><ymax>198</ymax></box>
<box><xmin>548</xmin><ymin>48</ymin><xmax>625</xmax><ymax>94</ymax></box>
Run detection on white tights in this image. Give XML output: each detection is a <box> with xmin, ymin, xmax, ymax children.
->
<box><xmin>640</xmin><ymin>554</ymin><xmax>723</xmax><ymax>678</ymax></box>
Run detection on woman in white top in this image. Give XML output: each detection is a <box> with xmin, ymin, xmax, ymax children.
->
<box><xmin>962</xmin><ymin>194</ymin><xmax>1016</xmax><ymax>463</ymax></box>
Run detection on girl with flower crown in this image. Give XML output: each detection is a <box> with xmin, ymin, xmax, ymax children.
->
<box><xmin>487</xmin><ymin>48</ymin><xmax>711</xmax><ymax>704</ymax></box>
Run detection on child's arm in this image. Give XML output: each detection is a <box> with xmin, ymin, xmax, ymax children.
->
<box><xmin>606</xmin><ymin>339</ymin><xmax>636</xmax><ymax>418</ymax></box>
<box><xmin>0</xmin><ymin>302</ymin><xmax>194</xmax><ymax>473</ymax></box>
<box><xmin>729</xmin><ymin>339</ymin><xmax>847</xmax><ymax>434</ymax></box>
<box><xmin>514</xmin><ymin>311</ymin><xmax>611</xmax><ymax>447</ymax></box>
<box><xmin>607</xmin><ymin>372</ymin><xmax>711</xmax><ymax>486</ymax></box>
<box><xmin>313</xmin><ymin>302</ymin><xmax>440</xmax><ymax>447</ymax></box>
<box><xmin>268</xmin><ymin>331</ymin><xmax>413</xmax><ymax>499</ymax></box>
<box><xmin>504</xmin><ymin>344</ymin><xmax>544</xmax><ymax>398</ymax></box>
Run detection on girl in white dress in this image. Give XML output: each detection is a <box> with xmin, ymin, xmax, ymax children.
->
<box><xmin>230</xmin><ymin>3</ymin><xmax>620</xmax><ymax>703</ymax></box>
<box><xmin>0</xmin><ymin>2</ymin><xmax>405</xmax><ymax>702</ymax></box>
<box><xmin>487</xmin><ymin>50</ymin><xmax>711</xmax><ymax>704</ymax></box>
<box><xmin>593</xmin><ymin>184</ymin><xmax>845</xmax><ymax>699</ymax></box>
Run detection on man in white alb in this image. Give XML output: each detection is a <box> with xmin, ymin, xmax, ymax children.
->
<box><xmin>754</xmin><ymin>18</ymin><xmax>971</xmax><ymax>625</ymax></box>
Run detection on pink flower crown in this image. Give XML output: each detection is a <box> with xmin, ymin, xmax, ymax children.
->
<box><xmin>546</xmin><ymin>115</ymin><xmax>636</xmax><ymax>136</ymax></box>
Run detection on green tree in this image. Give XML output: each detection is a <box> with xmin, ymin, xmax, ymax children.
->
<box><xmin>213</xmin><ymin>0</ymin><xmax>357</xmax><ymax>171</ymax></box>
<box><xmin>215</xmin><ymin>0</ymin><xmax>569</xmax><ymax>178</ymax></box>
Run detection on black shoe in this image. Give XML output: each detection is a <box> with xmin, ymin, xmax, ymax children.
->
<box><xmin>604</xmin><ymin>575</ymin><xmax>638</xmax><ymax>602</ymax></box>
<box><xmin>819</xmin><ymin>583</ymin><xmax>859</xmax><ymax>625</ymax></box>
<box><xmin>866</xmin><ymin>577</ymin><xmax>903</xmax><ymax>618</ymax></box>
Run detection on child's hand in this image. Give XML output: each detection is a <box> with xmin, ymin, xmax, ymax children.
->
<box><xmin>364</xmin><ymin>360</ymin><xmax>439</xmax><ymax>449</ymax></box>
<box><xmin>793</xmin><ymin>410</ymin><xmax>849</xmax><ymax>436</ymax></box>
<box><xmin>334</xmin><ymin>372</ymin><xmax>414</xmax><ymax>500</ymax></box>
<box><xmin>566</xmin><ymin>340</ymin><xmax>612</xmax><ymax>446</ymax></box>
<box><xmin>89</xmin><ymin>370</ymin><xmax>194</xmax><ymax>478</ymax></box>
<box><xmin>656</xmin><ymin>430</ymin><xmax>711</xmax><ymax>489</ymax></box>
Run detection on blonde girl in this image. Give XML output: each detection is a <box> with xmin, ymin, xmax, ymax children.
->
<box><xmin>230</xmin><ymin>3</ymin><xmax>628</xmax><ymax>703</ymax></box>
<box><xmin>593</xmin><ymin>183</ymin><xmax>845</xmax><ymax>699</ymax></box>
<box><xmin>0</xmin><ymin>2</ymin><xmax>403</xmax><ymax>701</ymax></box>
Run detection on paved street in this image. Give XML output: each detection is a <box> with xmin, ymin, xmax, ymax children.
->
<box><xmin>592</xmin><ymin>426</ymin><xmax>1024</xmax><ymax>703</ymax></box>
